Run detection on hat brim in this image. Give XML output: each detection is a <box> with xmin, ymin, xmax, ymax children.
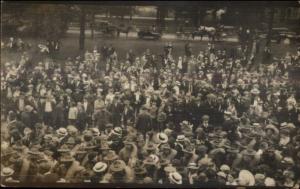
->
<box><xmin>134</xmin><ymin>168</ymin><xmax>147</xmax><ymax>175</ymax></box>
<box><xmin>169</xmin><ymin>175</ymin><xmax>182</xmax><ymax>184</ymax></box>
<box><xmin>93</xmin><ymin>166</ymin><xmax>107</xmax><ymax>173</ymax></box>
<box><xmin>1</xmin><ymin>171</ymin><xmax>14</xmax><ymax>177</ymax></box>
<box><xmin>164</xmin><ymin>166</ymin><xmax>176</xmax><ymax>173</ymax></box>
<box><xmin>104</xmin><ymin>156</ymin><xmax>118</xmax><ymax>161</ymax></box>
<box><xmin>60</xmin><ymin>158</ymin><xmax>74</xmax><ymax>162</ymax></box>
<box><xmin>110</xmin><ymin>166</ymin><xmax>125</xmax><ymax>172</ymax></box>
<box><xmin>143</xmin><ymin>160</ymin><xmax>157</xmax><ymax>165</ymax></box>
<box><xmin>28</xmin><ymin>151</ymin><xmax>41</xmax><ymax>155</ymax></box>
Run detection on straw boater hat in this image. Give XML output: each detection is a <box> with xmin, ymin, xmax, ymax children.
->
<box><xmin>65</xmin><ymin>137</ymin><xmax>76</xmax><ymax>145</ymax></box>
<box><xmin>145</xmin><ymin>143</ymin><xmax>156</xmax><ymax>151</ymax></box>
<box><xmin>25</xmin><ymin>105</ymin><xmax>33</xmax><ymax>112</ymax></box>
<box><xmin>281</xmin><ymin>157</ymin><xmax>294</xmax><ymax>166</ymax></box>
<box><xmin>250</xmin><ymin>88</ymin><xmax>260</xmax><ymax>95</ymax></box>
<box><xmin>182</xmin><ymin>145</ymin><xmax>194</xmax><ymax>154</ymax></box>
<box><xmin>56</xmin><ymin>128</ymin><xmax>68</xmax><ymax>137</ymax></box>
<box><xmin>161</xmin><ymin>143</ymin><xmax>171</xmax><ymax>150</ymax></box>
<box><xmin>238</xmin><ymin>170</ymin><xmax>255</xmax><ymax>186</ymax></box>
<box><xmin>164</xmin><ymin>164</ymin><xmax>177</xmax><ymax>173</ymax></box>
<box><xmin>91</xmin><ymin>128</ymin><xmax>100</xmax><ymax>136</ymax></box>
<box><xmin>93</xmin><ymin>162</ymin><xmax>108</xmax><ymax>173</ymax></box>
<box><xmin>111</xmin><ymin>127</ymin><xmax>122</xmax><ymax>136</ymax></box>
<box><xmin>180</xmin><ymin>120</ymin><xmax>189</xmax><ymax>127</ymax></box>
<box><xmin>106</xmin><ymin>123</ymin><xmax>113</xmax><ymax>128</ymax></box>
<box><xmin>110</xmin><ymin>160</ymin><xmax>126</xmax><ymax>172</ymax></box>
<box><xmin>169</xmin><ymin>172</ymin><xmax>182</xmax><ymax>184</ymax></box>
<box><xmin>224</xmin><ymin>111</ymin><xmax>232</xmax><ymax>116</ymax></box>
<box><xmin>187</xmin><ymin>162</ymin><xmax>199</xmax><ymax>170</ymax></box>
<box><xmin>74</xmin><ymin>147</ymin><xmax>87</xmax><ymax>155</ymax></box>
<box><xmin>44</xmin><ymin>134</ymin><xmax>53</xmax><ymax>141</ymax></box>
<box><xmin>202</xmin><ymin>115</ymin><xmax>210</xmax><ymax>121</ymax></box>
<box><xmin>254</xmin><ymin>173</ymin><xmax>266</xmax><ymax>182</ymax></box>
<box><xmin>57</xmin><ymin>144</ymin><xmax>71</xmax><ymax>153</ymax></box>
<box><xmin>220</xmin><ymin>164</ymin><xmax>230</xmax><ymax>172</ymax></box>
<box><xmin>280</xmin><ymin>123</ymin><xmax>296</xmax><ymax>132</ymax></box>
<box><xmin>99</xmin><ymin>142</ymin><xmax>111</xmax><ymax>151</ymax></box>
<box><xmin>28</xmin><ymin>146</ymin><xmax>42</xmax><ymax>156</ymax></box>
<box><xmin>1</xmin><ymin>167</ymin><xmax>14</xmax><ymax>177</ymax></box>
<box><xmin>143</xmin><ymin>154</ymin><xmax>159</xmax><ymax>165</ymax></box>
<box><xmin>176</xmin><ymin>135</ymin><xmax>186</xmax><ymax>142</ymax></box>
<box><xmin>265</xmin><ymin>124</ymin><xmax>279</xmax><ymax>135</ymax></box>
<box><xmin>159</xmin><ymin>157</ymin><xmax>170</xmax><ymax>166</ymax></box>
<box><xmin>60</xmin><ymin>154</ymin><xmax>75</xmax><ymax>162</ymax></box>
<box><xmin>217</xmin><ymin>171</ymin><xmax>227</xmax><ymax>179</ymax></box>
<box><xmin>242</xmin><ymin>148</ymin><xmax>257</xmax><ymax>156</ymax></box>
<box><xmin>264</xmin><ymin>177</ymin><xmax>276</xmax><ymax>186</ymax></box>
<box><xmin>104</xmin><ymin>150</ymin><xmax>119</xmax><ymax>161</ymax></box>
<box><xmin>156</xmin><ymin>133</ymin><xmax>168</xmax><ymax>144</ymax></box>
<box><xmin>84</xmin><ymin>144</ymin><xmax>96</xmax><ymax>151</ymax></box>
<box><xmin>134</xmin><ymin>163</ymin><xmax>147</xmax><ymax>175</ymax></box>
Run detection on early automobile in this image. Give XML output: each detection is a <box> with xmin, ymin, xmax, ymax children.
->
<box><xmin>137</xmin><ymin>30</ymin><xmax>161</xmax><ymax>40</ymax></box>
<box><xmin>258</xmin><ymin>27</ymin><xmax>299</xmax><ymax>43</ymax></box>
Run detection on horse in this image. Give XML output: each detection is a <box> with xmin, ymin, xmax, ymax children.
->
<box><xmin>191</xmin><ymin>26</ymin><xmax>223</xmax><ymax>42</ymax></box>
<box><xmin>191</xmin><ymin>26</ymin><xmax>215</xmax><ymax>41</ymax></box>
<box><xmin>116</xmin><ymin>25</ymin><xmax>133</xmax><ymax>38</ymax></box>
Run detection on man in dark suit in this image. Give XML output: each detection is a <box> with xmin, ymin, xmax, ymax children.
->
<box><xmin>122</xmin><ymin>100</ymin><xmax>134</xmax><ymax>126</ymax></box>
<box><xmin>135</xmin><ymin>106</ymin><xmax>152</xmax><ymax>137</ymax></box>
<box><xmin>82</xmin><ymin>95</ymin><xmax>94</xmax><ymax>128</ymax></box>
<box><xmin>93</xmin><ymin>106</ymin><xmax>112</xmax><ymax>132</ymax></box>
<box><xmin>21</xmin><ymin>105</ymin><xmax>38</xmax><ymax>129</ymax></box>
<box><xmin>53</xmin><ymin>98</ymin><xmax>66</xmax><ymax>129</ymax></box>
<box><xmin>133</xmin><ymin>89</ymin><xmax>146</xmax><ymax>116</ymax></box>
<box><xmin>108</xmin><ymin>95</ymin><xmax>123</xmax><ymax>127</ymax></box>
<box><xmin>197</xmin><ymin>115</ymin><xmax>214</xmax><ymax>134</ymax></box>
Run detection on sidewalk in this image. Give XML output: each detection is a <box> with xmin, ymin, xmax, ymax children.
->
<box><xmin>67</xmin><ymin>27</ymin><xmax>239</xmax><ymax>43</ymax></box>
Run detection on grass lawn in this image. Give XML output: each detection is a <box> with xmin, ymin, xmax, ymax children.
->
<box><xmin>1</xmin><ymin>33</ymin><xmax>298</xmax><ymax>66</ymax></box>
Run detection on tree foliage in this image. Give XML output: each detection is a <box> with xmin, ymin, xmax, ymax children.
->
<box><xmin>3</xmin><ymin>3</ymin><xmax>72</xmax><ymax>40</ymax></box>
<box><xmin>29</xmin><ymin>4</ymin><xmax>72</xmax><ymax>40</ymax></box>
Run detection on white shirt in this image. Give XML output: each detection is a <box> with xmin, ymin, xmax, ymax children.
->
<box><xmin>68</xmin><ymin>107</ymin><xmax>78</xmax><ymax>120</ymax></box>
<box><xmin>135</xmin><ymin>93</ymin><xmax>140</xmax><ymax>102</ymax></box>
<box><xmin>83</xmin><ymin>101</ymin><xmax>88</xmax><ymax>112</ymax></box>
<box><xmin>45</xmin><ymin>101</ymin><xmax>52</xmax><ymax>112</ymax></box>
<box><xmin>19</xmin><ymin>99</ymin><xmax>25</xmax><ymax>111</ymax></box>
<box><xmin>178</xmin><ymin>59</ymin><xmax>183</xmax><ymax>70</ymax></box>
<box><xmin>105</xmin><ymin>94</ymin><xmax>115</xmax><ymax>105</ymax></box>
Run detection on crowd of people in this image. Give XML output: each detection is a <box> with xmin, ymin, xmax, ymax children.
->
<box><xmin>1</xmin><ymin>36</ymin><xmax>300</xmax><ymax>187</ymax></box>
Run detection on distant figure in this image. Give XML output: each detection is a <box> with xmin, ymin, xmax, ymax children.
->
<box><xmin>185</xmin><ymin>42</ymin><xmax>192</xmax><ymax>58</ymax></box>
<box><xmin>262</xmin><ymin>47</ymin><xmax>272</xmax><ymax>65</ymax></box>
<box><xmin>152</xmin><ymin>25</ymin><xmax>157</xmax><ymax>32</ymax></box>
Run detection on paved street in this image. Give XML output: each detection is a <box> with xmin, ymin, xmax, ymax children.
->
<box><xmin>67</xmin><ymin>27</ymin><xmax>239</xmax><ymax>42</ymax></box>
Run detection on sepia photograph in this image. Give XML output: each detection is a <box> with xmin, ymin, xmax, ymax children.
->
<box><xmin>1</xmin><ymin>0</ymin><xmax>300</xmax><ymax>188</ymax></box>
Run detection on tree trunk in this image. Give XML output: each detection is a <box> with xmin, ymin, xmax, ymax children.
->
<box><xmin>192</xmin><ymin>8</ymin><xmax>199</xmax><ymax>28</ymax></box>
<box><xmin>160</xmin><ymin>6</ymin><xmax>166</xmax><ymax>31</ymax></box>
<box><xmin>156</xmin><ymin>6</ymin><xmax>160</xmax><ymax>28</ymax></box>
<box><xmin>266</xmin><ymin>7</ymin><xmax>274</xmax><ymax>47</ymax></box>
<box><xmin>79</xmin><ymin>8</ymin><xmax>86</xmax><ymax>51</ymax></box>
<box><xmin>91</xmin><ymin>12</ymin><xmax>95</xmax><ymax>39</ymax></box>
<box><xmin>280</xmin><ymin>8</ymin><xmax>286</xmax><ymax>22</ymax></box>
<box><xmin>130</xmin><ymin>6</ymin><xmax>133</xmax><ymax>20</ymax></box>
<box><xmin>106</xmin><ymin>7</ymin><xmax>109</xmax><ymax>18</ymax></box>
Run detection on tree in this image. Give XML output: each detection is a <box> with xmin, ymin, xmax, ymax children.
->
<box><xmin>156</xmin><ymin>6</ymin><xmax>168</xmax><ymax>31</ymax></box>
<box><xmin>79</xmin><ymin>7</ymin><xmax>86</xmax><ymax>51</ymax></box>
<box><xmin>266</xmin><ymin>7</ymin><xmax>275</xmax><ymax>47</ymax></box>
<box><xmin>26</xmin><ymin>4</ymin><xmax>72</xmax><ymax>40</ymax></box>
